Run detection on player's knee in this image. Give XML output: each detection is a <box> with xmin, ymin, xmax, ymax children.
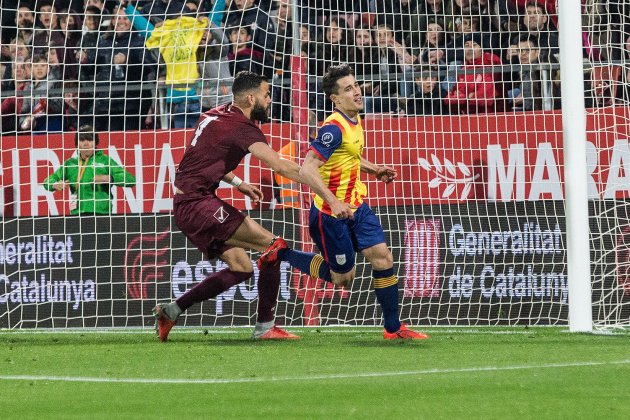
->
<box><xmin>372</xmin><ymin>252</ymin><xmax>394</xmax><ymax>271</ymax></box>
<box><xmin>227</xmin><ymin>256</ymin><xmax>254</xmax><ymax>273</ymax></box>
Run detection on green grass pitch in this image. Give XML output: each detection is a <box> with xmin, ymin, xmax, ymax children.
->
<box><xmin>1</xmin><ymin>327</ymin><xmax>629</xmax><ymax>419</ymax></box>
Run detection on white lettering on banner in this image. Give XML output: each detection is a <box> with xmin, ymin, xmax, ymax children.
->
<box><xmin>32</xmin><ymin>148</ymin><xmax>61</xmax><ymax>216</ymax></box>
<box><xmin>485</xmin><ymin>140</ymin><xmax>630</xmax><ymax>201</ymax></box>
<box><xmin>12</xmin><ymin>149</ymin><xmax>21</xmax><ymax>216</ymax></box>
<box><xmin>487</xmin><ymin>143</ymin><xmax>525</xmax><ymax>201</ymax></box>
<box><xmin>0</xmin><ymin>235</ymin><xmax>74</xmax><ymax>265</ymax></box>
<box><xmin>108</xmin><ymin>146</ymin><xmax>143</xmax><ymax>213</ymax></box>
<box><xmin>448</xmin><ymin>223</ymin><xmax>562</xmax><ymax>257</ymax></box>
<box><xmin>604</xmin><ymin>140</ymin><xmax>630</xmax><ymax>198</ymax></box>
<box><xmin>585</xmin><ymin>141</ymin><xmax>598</xmax><ymax>198</ymax></box>
<box><xmin>0</xmin><ymin>273</ymin><xmax>95</xmax><ymax>309</ymax></box>
<box><xmin>449</xmin><ymin>265</ymin><xmax>568</xmax><ymax>303</ymax></box>
<box><xmin>171</xmin><ymin>260</ymin><xmax>292</xmax><ymax>314</ymax></box>
<box><xmin>528</xmin><ymin>143</ymin><xmax>562</xmax><ymax>200</ymax></box>
<box><xmin>153</xmin><ymin>143</ymin><xmax>176</xmax><ymax>213</ymax></box>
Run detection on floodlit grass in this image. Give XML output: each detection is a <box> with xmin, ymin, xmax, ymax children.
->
<box><xmin>1</xmin><ymin>327</ymin><xmax>629</xmax><ymax>419</ymax></box>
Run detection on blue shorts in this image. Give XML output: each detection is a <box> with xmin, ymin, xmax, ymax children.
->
<box><xmin>309</xmin><ymin>202</ymin><xmax>386</xmax><ymax>273</ymax></box>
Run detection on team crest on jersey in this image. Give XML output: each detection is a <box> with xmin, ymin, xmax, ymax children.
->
<box><xmin>213</xmin><ymin>206</ymin><xmax>229</xmax><ymax>223</ymax></box>
<box><xmin>335</xmin><ymin>254</ymin><xmax>347</xmax><ymax>265</ymax></box>
<box><xmin>321</xmin><ymin>132</ymin><xmax>334</xmax><ymax>147</ymax></box>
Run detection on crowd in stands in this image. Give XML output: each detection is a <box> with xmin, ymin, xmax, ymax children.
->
<box><xmin>0</xmin><ymin>0</ymin><xmax>629</xmax><ymax>134</ymax></box>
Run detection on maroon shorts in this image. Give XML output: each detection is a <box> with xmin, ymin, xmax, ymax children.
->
<box><xmin>173</xmin><ymin>194</ymin><xmax>246</xmax><ymax>259</ymax></box>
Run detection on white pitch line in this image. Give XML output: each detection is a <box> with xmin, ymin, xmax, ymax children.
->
<box><xmin>2</xmin><ymin>360</ymin><xmax>629</xmax><ymax>385</ymax></box>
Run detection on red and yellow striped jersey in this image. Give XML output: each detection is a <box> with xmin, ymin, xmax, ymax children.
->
<box><xmin>309</xmin><ymin>109</ymin><xmax>367</xmax><ymax>216</ymax></box>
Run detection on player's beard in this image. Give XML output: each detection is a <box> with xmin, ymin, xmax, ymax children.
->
<box><xmin>251</xmin><ymin>101</ymin><xmax>270</xmax><ymax>124</ymax></box>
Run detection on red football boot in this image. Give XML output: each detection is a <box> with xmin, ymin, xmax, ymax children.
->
<box><xmin>253</xmin><ymin>325</ymin><xmax>300</xmax><ymax>340</ymax></box>
<box><xmin>383</xmin><ymin>323</ymin><xmax>429</xmax><ymax>340</ymax></box>
<box><xmin>256</xmin><ymin>237</ymin><xmax>288</xmax><ymax>270</ymax></box>
<box><xmin>153</xmin><ymin>304</ymin><xmax>177</xmax><ymax>342</ymax></box>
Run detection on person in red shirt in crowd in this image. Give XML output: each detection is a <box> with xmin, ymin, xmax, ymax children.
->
<box><xmin>444</xmin><ymin>33</ymin><xmax>502</xmax><ymax>114</ymax></box>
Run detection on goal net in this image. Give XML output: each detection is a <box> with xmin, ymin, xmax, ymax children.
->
<box><xmin>0</xmin><ymin>0</ymin><xmax>629</xmax><ymax>331</ymax></box>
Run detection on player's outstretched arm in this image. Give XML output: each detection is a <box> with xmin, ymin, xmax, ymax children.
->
<box><xmin>360</xmin><ymin>157</ymin><xmax>397</xmax><ymax>183</ymax></box>
<box><xmin>301</xmin><ymin>151</ymin><xmax>354</xmax><ymax>219</ymax></box>
<box><xmin>249</xmin><ymin>142</ymin><xmax>302</xmax><ymax>182</ymax></box>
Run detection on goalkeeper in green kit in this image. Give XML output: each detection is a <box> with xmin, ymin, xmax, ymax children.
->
<box><xmin>42</xmin><ymin>125</ymin><xmax>136</xmax><ymax>215</ymax></box>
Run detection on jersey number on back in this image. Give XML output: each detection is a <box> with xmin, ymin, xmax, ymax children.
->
<box><xmin>190</xmin><ymin>115</ymin><xmax>218</xmax><ymax>147</ymax></box>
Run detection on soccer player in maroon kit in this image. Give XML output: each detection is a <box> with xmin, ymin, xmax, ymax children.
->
<box><xmin>153</xmin><ymin>71</ymin><xmax>317</xmax><ymax>341</ymax></box>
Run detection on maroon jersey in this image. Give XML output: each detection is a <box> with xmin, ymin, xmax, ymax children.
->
<box><xmin>175</xmin><ymin>104</ymin><xmax>266</xmax><ymax>196</ymax></box>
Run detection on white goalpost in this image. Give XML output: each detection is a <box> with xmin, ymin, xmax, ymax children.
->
<box><xmin>1</xmin><ymin>0</ymin><xmax>629</xmax><ymax>332</ymax></box>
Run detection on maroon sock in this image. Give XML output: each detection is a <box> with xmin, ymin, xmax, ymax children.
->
<box><xmin>176</xmin><ymin>268</ymin><xmax>252</xmax><ymax>311</ymax></box>
<box><xmin>256</xmin><ymin>263</ymin><xmax>281</xmax><ymax>323</ymax></box>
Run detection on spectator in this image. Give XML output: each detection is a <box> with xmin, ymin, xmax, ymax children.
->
<box><xmin>15</xmin><ymin>3</ymin><xmax>36</xmax><ymax>46</ymax></box>
<box><xmin>139</xmin><ymin>0</ymin><xmax>190</xmax><ymax>25</ymax></box>
<box><xmin>42</xmin><ymin>125</ymin><xmax>136</xmax><ymax>215</ymax></box>
<box><xmin>1</xmin><ymin>60</ymin><xmax>31</xmax><ymax>134</ymax></box>
<box><xmin>372</xmin><ymin>0</ymin><xmax>422</xmax><ymax>51</ymax></box>
<box><xmin>367</xmin><ymin>24</ymin><xmax>416</xmax><ymax>113</ymax></box>
<box><xmin>19</xmin><ymin>53</ymin><xmax>63</xmax><ymax>133</ymax></box>
<box><xmin>506</xmin><ymin>35</ymin><xmax>549</xmax><ymax>111</ymax></box>
<box><xmin>1</xmin><ymin>39</ymin><xmax>31</xmax><ymax>93</ymax></box>
<box><xmin>405</xmin><ymin>67</ymin><xmax>446</xmax><ymax>115</ymax></box>
<box><xmin>414</xmin><ymin>0</ymin><xmax>448</xmax><ymax>51</ymax></box>
<box><xmin>46</xmin><ymin>44</ymin><xmax>65</xmax><ymax>80</ymax></box>
<box><xmin>348</xmin><ymin>26</ymin><xmax>380</xmax><ymax>106</ymax></box>
<box><xmin>311</xmin><ymin>16</ymin><xmax>351</xmax><ymax>78</ymax></box>
<box><xmin>444</xmin><ymin>34</ymin><xmax>502</xmax><ymax>114</ymax></box>
<box><xmin>93</xmin><ymin>5</ymin><xmax>157</xmax><ymax>132</ymax></box>
<box><xmin>83</xmin><ymin>0</ymin><xmax>112</xmax><ymax>29</ymax></box>
<box><xmin>268</xmin><ymin>0</ymin><xmax>294</xmax><ymax>121</ymax></box>
<box><xmin>224</xmin><ymin>0</ymin><xmax>277</xmax><ymax>57</ymax></box>
<box><xmin>226</xmin><ymin>26</ymin><xmax>266</xmax><ymax>77</ymax></box>
<box><xmin>145</xmin><ymin>15</ymin><xmax>208</xmax><ymax>129</ymax></box>
<box><xmin>61</xmin><ymin>79</ymin><xmax>92</xmax><ymax>131</ymax></box>
<box><xmin>520</xmin><ymin>0</ymin><xmax>559</xmax><ymax>62</ymax></box>
<box><xmin>56</xmin><ymin>8</ymin><xmax>82</xmax><ymax>79</ymax></box>
<box><xmin>75</xmin><ymin>5</ymin><xmax>101</xmax><ymax>82</ymax></box>
<box><xmin>198</xmin><ymin>25</ymin><xmax>233</xmax><ymax>112</ymax></box>
<box><xmin>32</xmin><ymin>0</ymin><xmax>65</xmax><ymax>54</ymax></box>
<box><xmin>446</xmin><ymin>15</ymin><xmax>484</xmax><ymax>63</ymax></box>
<box><xmin>418</xmin><ymin>21</ymin><xmax>447</xmax><ymax>64</ymax></box>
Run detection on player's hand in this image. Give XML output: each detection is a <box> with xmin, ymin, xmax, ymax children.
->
<box><xmin>375</xmin><ymin>166</ymin><xmax>397</xmax><ymax>183</ymax></box>
<box><xmin>53</xmin><ymin>181</ymin><xmax>68</xmax><ymax>191</ymax></box>
<box><xmin>237</xmin><ymin>182</ymin><xmax>263</xmax><ymax>204</ymax></box>
<box><xmin>93</xmin><ymin>175</ymin><xmax>111</xmax><ymax>183</ymax></box>
<box><xmin>331</xmin><ymin>200</ymin><xmax>355</xmax><ymax>220</ymax></box>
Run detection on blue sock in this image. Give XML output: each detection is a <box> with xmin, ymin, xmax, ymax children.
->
<box><xmin>278</xmin><ymin>249</ymin><xmax>331</xmax><ymax>282</ymax></box>
<box><xmin>373</xmin><ymin>267</ymin><xmax>401</xmax><ymax>333</ymax></box>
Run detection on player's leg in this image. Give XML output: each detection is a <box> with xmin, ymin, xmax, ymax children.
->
<box><xmin>307</xmin><ymin>204</ymin><xmax>356</xmax><ymax>286</ymax></box>
<box><xmin>154</xmin><ymin>247</ymin><xmax>253</xmax><ymax>342</ymax></box>
<box><xmin>356</xmin><ymin>204</ymin><xmax>429</xmax><ymax>340</ymax></box>
<box><xmin>252</xmin><ymin>261</ymin><xmax>300</xmax><ymax>340</ymax></box>
<box><xmin>227</xmin><ymin>215</ymin><xmax>333</xmax><ymax>281</ymax></box>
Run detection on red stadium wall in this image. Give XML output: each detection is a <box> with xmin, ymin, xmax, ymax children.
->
<box><xmin>2</xmin><ymin>107</ymin><xmax>629</xmax><ymax>217</ymax></box>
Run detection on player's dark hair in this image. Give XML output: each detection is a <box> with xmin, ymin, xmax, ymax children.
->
<box><xmin>323</xmin><ymin>63</ymin><xmax>354</xmax><ymax>97</ymax></box>
<box><xmin>232</xmin><ymin>71</ymin><xmax>266</xmax><ymax>97</ymax></box>
<box><xmin>75</xmin><ymin>124</ymin><xmax>99</xmax><ymax>146</ymax></box>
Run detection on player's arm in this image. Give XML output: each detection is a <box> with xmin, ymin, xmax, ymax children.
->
<box><xmin>222</xmin><ymin>172</ymin><xmax>263</xmax><ymax>204</ymax></box>
<box><xmin>360</xmin><ymin>157</ymin><xmax>397</xmax><ymax>184</ymax></box>
<box><xmin>248</xmin><ymin>142</ymin><xmax>302</xmax><ymax>182</ymax></box>
<box><xmin>300</xmin><ymin>151</ymin><xmax>354</xmax><ymax>219</ymax></box>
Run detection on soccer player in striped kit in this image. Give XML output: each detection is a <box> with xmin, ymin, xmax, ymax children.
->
<box><xmin>294</xmin><ymin>64</ymin><xmax>428</xmax><ymax>339</ymax></box>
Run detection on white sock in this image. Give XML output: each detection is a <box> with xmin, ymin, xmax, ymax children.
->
<box><xmin>252</xmin><ymin>320</ymin><xmax>274</xmax><ymax>338</ymax></box>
